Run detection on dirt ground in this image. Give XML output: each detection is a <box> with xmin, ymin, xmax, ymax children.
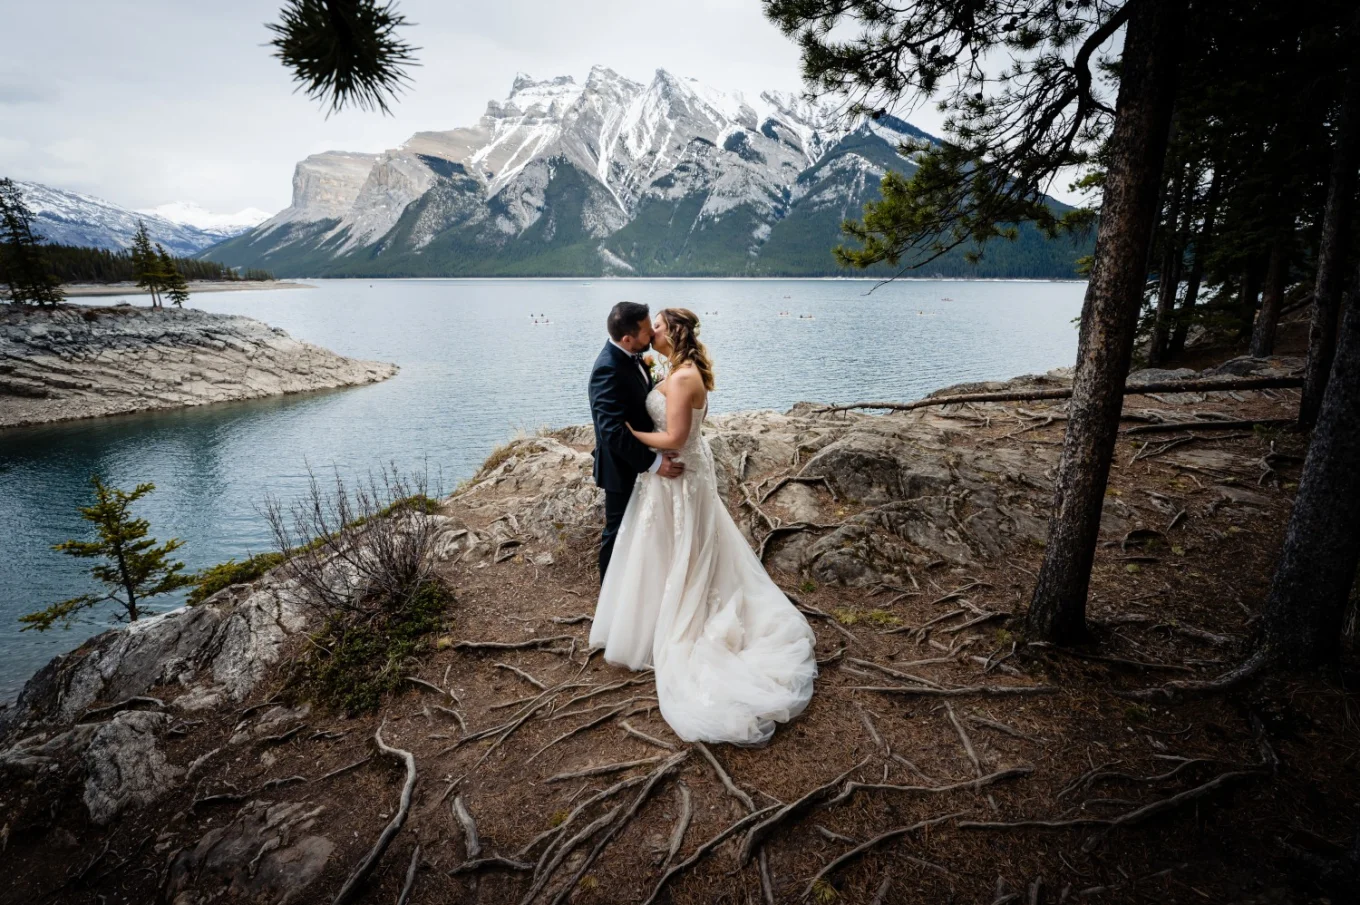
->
<box><xmin>3</xmin><ymin>319</ymin><xmax>1357</xmax><ymax>905</ymax></box>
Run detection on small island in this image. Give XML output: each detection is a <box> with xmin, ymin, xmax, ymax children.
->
<box><xmin>0</xmin><ymin>304</ymin><xmax>398</xmax><ymax>428</ymax></box>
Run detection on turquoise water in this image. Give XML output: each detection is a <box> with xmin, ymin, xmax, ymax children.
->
<box><xmin>0</xmin><ymin>278</ymin><xmax>1085</xmax><ymax>700</ymax></box>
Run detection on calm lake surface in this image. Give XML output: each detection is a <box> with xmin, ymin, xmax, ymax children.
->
<box><xmin>0</xmin><ymin>278</ymin><xmax>1085</xmax><ymax>701</ymax></box>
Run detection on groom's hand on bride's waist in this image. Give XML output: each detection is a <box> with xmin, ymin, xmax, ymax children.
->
<box><xmin>657</xmin><ymin>451</ymin><xmax>685</xmax><ymax>479</ymax></box>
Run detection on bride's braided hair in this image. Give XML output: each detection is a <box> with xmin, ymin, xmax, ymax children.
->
<box><xmin>659</xmin><ymin>308</ymin><xmax>715</xmax><ymax>391</ymax></box>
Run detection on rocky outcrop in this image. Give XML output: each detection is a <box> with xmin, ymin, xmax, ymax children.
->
<box><xmin>82</xmin><ymin>710</ymin><xmax>183</xmax><ymax>825</ymax></box>
<box><xmin>0</xmin><ymin>305</ymin><xmax>398</xmax><ymax>428</ymax></box>
<box><xmin>165</xmin><ymin>800</ymin><xmax>334</xmax><ymax>905</ymax></box>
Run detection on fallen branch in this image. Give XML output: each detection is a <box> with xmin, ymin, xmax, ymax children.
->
<box><xmin>846</xmin><ymin>657</ymin><xmax>942</xmax><ymax>689</ymax></box>
<box><xmin>945</xmin><ymin>704</ymin><xmax>983</xmax><ymax>777</ymax></box>
<box><xmin>815</xmin><ymin>376</ymin><xmax>1303</xmax><ymax>415</ymax></box>
<box><xmin>332</xmin><ymin>726</ymin><xmax>417</xmax><ymax>905</ymax></box>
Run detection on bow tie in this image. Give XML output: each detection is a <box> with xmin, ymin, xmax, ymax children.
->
<box><xmin>631</xmin><ymin>353</ymin><xmax>646</xmax><ymax>365</ymax></box>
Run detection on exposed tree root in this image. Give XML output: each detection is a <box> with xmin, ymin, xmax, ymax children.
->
<box><xmin>815</xmin><ymin>376</ymin><xmax>1303</xmax><ymax>414</ymax></box>
<box><xmin>545</xmin><ymin>756</ymin><xmax>666</xmax><ymax>784</ymax></box>
<box><xmin>945</xmin><ymin>704</ymin><xmax>983</xmax><ymax>777</ymax></box>
<box><xmin>1124</xmin><ymin>419</ymin><xmax>1292</xmax><ymax>435</ymax></box>
<box><xmin>450</xmin><ymin>856</ymin><xmax>533</xmax><ymax>874</ymax></box>
<box><xmin>453</xmin><ymin>636</ymin><xmax>575</xmax><ymax>653</ymax></box>
<box><xmin>313</xmin><ymin>755</ymin><xmax>373</xmax><ymax>784</ymax></box>
<box><xmin>545</xmin><ymin>750</ymin><xmax>689</xmax><ymax>905</ymax></box>
<box><xmin>331</xmin><ymin>725</ymin><xmax>416</xmax><ymax>905</ymax></box>
<box><xmin>526</xmin><ymin>702</ymin><xmax>632</xmax><ymax>763</ymax></box>
<box><xmin>621</xmin><ymin>720</ymin><xmax>677</xmax><ymax>751</ymax></box>
<box><xmin>406</xmin><ymin>676</ymin><xmax>461</xmax><ymax>704</ymax></box>
<box><xmin>827</xmin><ymin>766</ymin><xmax>1035</xmax><ymax>809</ymax></box>
<box><xmin>641</xmin><ymin>804</ymin><xmax>780</xmax><ymax>905</ymax></box>
<box><xmin>847</xmin><ymin>657</ymin><xmax>943</xmax><ymax>689</ymax></box>
<box><xmin>1118</xmin><ymin>650</ymin><xmax>1270</xmax><ymax>701</ymax></box>
<box><xmin>966</xmin><ymin>715</ymin><xmax>1044</xmax><ymax>743</ymax></box>
<box><xmin>1079</xmin><ymin>770</ymin><xmax>1262</xmax><ymax>852</ymax></box>
<box><xmin>759</xmin><ymin>474</ymin><xmax>840</xmax><ymax>504</ymax></box>
<box><xmin>696</xmin><ymin>741</ymin><xmax>757</xmax><ymax>813</ymax></box>
<box><xmin>78</xmin><ymin>696</ymin><xmax>165</xmax><ymax>722</ymax></box>
<box><xmin>739</xmin><ymin>758</ymin><xmax>872</xmax><ymax>863</ymax></box>
<box><xmin>453</xmin><ymin>794</ymin><xmax>481</xmax><ymax>859</ymax></box>
<box><xmin>664</xmin><ymin>782</ymin><xmax>694</xmax><ymax>868</ymax></box>
<box><xmin>519</xmin><ymin>805</ymin><xmax>623</xmax><ymax>904</ymax></box>
<box><xmin>803</xmin><ymin>812</ymin><xmax>964</xmax><ymax>897</ymax></box>
<box><xmin>847</xmin><ymin>684</ymin><xmax>1058</xmax><ymax>698</ymax></box>
<box><xmin>516</xmin><ymin>774</ymin><xmax>649</xmax><ymax>865</ymax></box>
<box><xmin>432</xmin><ymin>704</ymin><xmax>468</xmax><ymax>733</ymax></box>
<box><xmin>494</xmin><ymin>662</ymin><xmax>547</xmax><ymax>689</ymax></box>
<box><xmin>758</xmin><ymin>522</ymin><xmax>840</xmax><ymax>563</ymax></box>
<box><xmin>396</xmin><ymin>844</ymin><xmax>420</xmax><ymax>905</ymax></box>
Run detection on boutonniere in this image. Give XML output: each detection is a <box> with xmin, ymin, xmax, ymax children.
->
<box><xmin>641</xmin><ymin>353</ymin><xmax>658</xmax><ymax>381</ymax></box>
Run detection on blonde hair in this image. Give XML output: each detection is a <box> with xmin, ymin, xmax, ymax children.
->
<box><xmin>659</xmin><ymin>308</ymin><xmax>715</xmax><ymax>391</ymax></box>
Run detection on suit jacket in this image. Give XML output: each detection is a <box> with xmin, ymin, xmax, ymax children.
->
<box><xmin>589</xmin><ymin>341</ymin><xmax>657</xmax><ymax>493</ymax></box>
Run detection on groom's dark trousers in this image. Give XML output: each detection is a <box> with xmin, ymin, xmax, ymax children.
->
<box><xmin>589</xmin><ymin>341</ymin><xmax>656</xmax><ymax>582</ymax></box>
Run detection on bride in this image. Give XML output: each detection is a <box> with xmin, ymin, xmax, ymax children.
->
<box><xmin>589</xmin><ymin>307</ymin><xmax>817</xmax><ymax>746</ymax></box>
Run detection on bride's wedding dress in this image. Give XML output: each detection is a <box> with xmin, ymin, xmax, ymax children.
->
<box><xmin>590</xmin><ymin>388</ymin><xmax>817</xmax><ymax>745</ymax></box>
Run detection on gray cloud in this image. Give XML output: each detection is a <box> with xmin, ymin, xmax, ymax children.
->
<box><xmin>0</xmin><ymin>0</ymin><xmax>953</xmax><ymax>213</ymax></box>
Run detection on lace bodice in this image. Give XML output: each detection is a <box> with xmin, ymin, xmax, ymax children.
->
<box><xmin>646</xmin><ymin>388</ymin><xmax>708</xmax><ymax>457</ymax></box>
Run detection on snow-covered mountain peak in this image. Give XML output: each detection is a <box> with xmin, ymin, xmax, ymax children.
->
<box><xmin>138</xmin><ymin>201</ymin><xmax>272</xmax><ymax>233</ymax></box>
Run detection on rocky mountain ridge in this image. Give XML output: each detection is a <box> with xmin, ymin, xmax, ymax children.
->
<box><xmin>15</xmin><ymin>182</ymin><xmax>268</xmax><ymax>255</ymax></box>
<box><xmin>205</xmin><ymin>68</ymin><xmax>1085</xmax><ymax>279</ymax></box>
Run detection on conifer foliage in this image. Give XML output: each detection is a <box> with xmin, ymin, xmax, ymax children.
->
<box><xmin>0</xmin><ymin>177</ymin><xmax>65</xmax><ymax>305</ymax></box>
<box><xmin>21</xmin><ymin>477</ymin><xmax>192</xmax><ymax>631</ymax></box>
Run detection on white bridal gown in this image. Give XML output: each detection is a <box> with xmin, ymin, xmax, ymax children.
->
<box><xmin>590</xmin><ymin>388</ymin><xmax>818</xmax><ymax>745</ymax></box>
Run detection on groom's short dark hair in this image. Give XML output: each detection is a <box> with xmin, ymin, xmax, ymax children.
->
<box><xmin>607</xmin><ymin>301</ymin><xmax>651</xmax><ymax>341</ymax></box>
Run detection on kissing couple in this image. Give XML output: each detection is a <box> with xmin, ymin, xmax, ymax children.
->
<box><xmin>586</xmin><ymin>301</ymin><xmax>817</xmax><ymax>746</ymax></box>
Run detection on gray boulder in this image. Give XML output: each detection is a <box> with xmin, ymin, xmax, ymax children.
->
<box><xmin>82</xmin><ymin>710</ymin><xmax>183</xmax><ymax>825</ymax></box>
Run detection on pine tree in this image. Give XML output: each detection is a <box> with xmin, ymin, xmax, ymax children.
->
<box><xmin>159</xmin><ymin>244</ymin><xmax>190</xmax><ymax>307</ymax></box>
<box><xmin>130</xmin><ymin>220</ymin><xmax>163</xmax><ymax>307</ymax></box>
<box><xmin>0</xmin><ymin>177</ymin><xmax>65</xmax><ymax>306</ymax></box>
<box><xmin>20</xmin><ymin>477</ymin><xmax>192</xmax><ymax>631</ymax></box>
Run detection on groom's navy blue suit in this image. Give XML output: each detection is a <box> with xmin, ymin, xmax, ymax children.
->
<box><xmin>589</xmin><ymin>341</ymin><xmax>656</xmax><ymax>580</ymax></box>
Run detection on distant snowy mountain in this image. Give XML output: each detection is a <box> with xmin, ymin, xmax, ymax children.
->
<box><xmin>205</xmin><ymin>67</ymin><xmax>1085</xmax><ymax>278</ymax></box>
<box><xmin>15</xmin><ymin>182</ymin><xmax>269</xmax><ymax>255</ymax></box>
<box><xmin>137</xmin><ymin>201</ymin><xmax>271</xmax><ymax>240</ymax></box>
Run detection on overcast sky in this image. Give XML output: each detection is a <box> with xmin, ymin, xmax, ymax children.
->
<box><xmin>3</xmin><ymin>0</ymin><xmax>963</xmax><ymax>215</ymax></box>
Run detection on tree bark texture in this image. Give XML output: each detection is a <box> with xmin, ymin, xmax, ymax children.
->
<box><xmin>1249</xmin><ymin>237</ymin><xmax>1288</xmax><ymax>357</ymax></box>
<box><xmin>1237</xmin><ymin>264</ymin><xmax>1264</xmax><ymax>342</ymax></box>
<box><xmin>1027</xmin><ymin>0</ymin><xmax>1186</xmax><ymax>644</ymax></box>
<box><xmin>1300</xmin><ymin>22</ymin><xmax>1360</xmax><ymax>428</ymax></box>
<box><xmin>1261</xmin><ymin>285</ymin><xmax>1360</xmax><ymax>668</ymax></box>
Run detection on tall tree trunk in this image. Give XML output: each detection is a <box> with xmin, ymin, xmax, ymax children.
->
<box><xmin>1237</xmin><ymin>264</ymin><xmax>1264</xmax><ymax>342</ymax></box>
<box><xmin>1146</xmin><ymin>155</ymin><xmax>1188</xmax><ymax>366</ymax></box>
<box><xmin>1260</xmin><ymin>283</ymin><xmax>1360</xmax><ymax>668</ymax></box>
<box><xmin>1250</xmin><ymin>237</ymin><xmax>1289</xmax><ymax>357</ymax></box>
<box><xmin>1168</xmin><ymin>170</ymin><xmax>1220</xmax><ymax>358</ymax></box>
<box><xmin>1026</xmin><ymin>0</ymin><xmax>1185</xmax><ymax>644</ymax></box>
<box><xmin>1300</xmin><ymin>30</ymin><xmax>1360</xmax><ymax>428</ymax></box>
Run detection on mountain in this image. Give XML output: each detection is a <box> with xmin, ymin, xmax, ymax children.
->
<box><xmin>204</xmin><ymin>68</ymin><xmax>1087</xmax><ymax>279</ymax></box>
<box><xmin>15</xmin><ymin>182</ymin><xmax>268</xmax><ymax>255</ymax></box>
<box><xmin>137</xmin><ymin>202</ymin><xmax>272</xmax><ymax>241</ymax></box>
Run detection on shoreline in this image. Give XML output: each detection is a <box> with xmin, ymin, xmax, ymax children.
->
<box><xmin>0</xmin><ymin>305</ymin><xmax>396</xmax><ymax>429</ymax></box>
<box><xmin>59</xmin><ymin>279</ymin><xmax>312</xmax><ymax>297</ymax></box>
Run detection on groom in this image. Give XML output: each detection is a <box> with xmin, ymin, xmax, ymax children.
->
<box><xmin>589</xmin><ymin>301</ymin><xmax>684</xmax><ymax>581</ymax></box>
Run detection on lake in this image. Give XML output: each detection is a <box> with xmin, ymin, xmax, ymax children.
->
<box><xmin>0</xmin><ymin>278</ymin><xmax>1085</xmax><ymax>701</ymax></box>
